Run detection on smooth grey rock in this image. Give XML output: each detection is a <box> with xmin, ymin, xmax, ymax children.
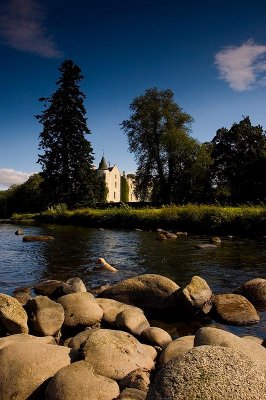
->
<box><xmin>213</xmin><ymin>293</ymin><xmax>260</xmax><ymax>325</ymax></box>
<box><xmin>83</xmin><ymin>329</ymin><xmax>154</xmax><ymax>380</ymax></box>
<box><xmin>140</xmin><ymin>327</ymin><xmax>172</xmax><ymax>349</ymax></box>
<box><xmin>45</xmin><ymin>360</ymin><xmax>120</xmax><ymax>400</ymax></box>
<box><xmin>0</xmin><ymin>293</ymin><xmax>28</xmax><ymax>334</ymax></box>
<box><xmin>0</xmin><ymin>342</ymin><xmax>73</xmax><ymax>400</ymax></box>
<box><xmin>146</xmin><ymin>345</ymin><xmax>266</xmax><ymax>400</ymax></box>
<box><xmin>57</xmin><ymin>292</ymin><xmax>103</xmax><ymax>328</ymax></box>
<box><xmin>194</xmin><ymin>327</ymin><xmax>266</xmax><ymax>368</ymax></box>
<box><xmin>26</xmin><ymin>295</ymin><xmax>64</xmax><ymax>336</ymax></box>
<box><xmin>159</xmin><ymin>335</ymin><xmax>195</xmax><ymax>365</ymax></box>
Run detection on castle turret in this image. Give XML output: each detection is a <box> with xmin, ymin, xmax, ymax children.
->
<box><xmin>98</xmin><ymin>156</ymin><xmax>108</xmax><ymax>170</ymax></box>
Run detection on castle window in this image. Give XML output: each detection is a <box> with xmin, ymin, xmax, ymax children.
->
<box><xmin>115</xmin><ymin>182</ymin><xmax>117</xmax><ymax>188</ymax></box>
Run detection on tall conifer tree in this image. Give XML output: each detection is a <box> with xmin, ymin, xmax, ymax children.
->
<box><xmin>37</xmin><ymin>60</ymin><xmax>101</xmax><ymax>207</ymax></box>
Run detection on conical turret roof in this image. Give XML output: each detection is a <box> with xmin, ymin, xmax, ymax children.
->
<box><xmin>98</xmin><ymin>156</ymin><xmax>108</xmax><ymax>170</ymax></box>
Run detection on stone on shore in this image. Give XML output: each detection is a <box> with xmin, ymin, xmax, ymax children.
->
<box><xmin>115</xmin><ymin>308</ymin><xmax>150</xmax><ymax>336</ymax></box>
<box><xmin>57</xmin><ymin>292</ymin><xmax>103</xmax><ymax>328</ymax></box>
<box><xmin>68</xmin><ymin>326</ymin><xmax>100</xmax><ymax>351</ymax></box>
<box><xmin>146</xmin><ymin>345</ymin><xmax>266</xmax><ymax>400</ymax></box>
<box><xmin>159</xmin><ymin>335</ymin><xmax>195</xmax><ymax>365</ymax></box>
<box><xmin>34</xmin><ymin>280</ymin><xmax>66</xmax><ymax>298</ymax></box>
<box><xmin>83</xmin><ymin>329</ymin><xmax>154</xmax><ymax>380</ymax></box>
<box><xmin>96</xmin><ymin>298</ymin><xmax>135</xmax><ymax>326</ymax></box>
<box><xmin>45</xmin><ymin>360</ymin><xmax>120</xmax><ymax>400</ymax></box>
<box><xmin>194</xmin><ymin>327</ymin><xmax>266</xmax><ymax>368</ymax></box>
<box><xmin>0</xmin><ymin>293</ymin><xmax>28</xmax><ymax>334</ymax></box>
<box><xmin>63</xmin><ymin>277</ymin><xmax>87</xmax><ymax>294</ymax></box>
<box><xmin>0</xmin><ymin>342</ymin><xmax>74</xmax><ymax>400</ymax></box>
<box><xmin>0</xmin><ymin>333</ymin><xmax>56</xmax><ymax>350</ymax></box>
<box><xmin>117</xmin><ymin>388</ymin><xmax>147</xmax><ymax>399</ymax></box>
<box><xmin>98</xmin><ymin>274</ymin><xmax>180</xmax><ymax>314</ymax></box>
<box><xmin>119</xmin><ymin>368</ymin><xmax>150</xmax><ymax>392</ymax></box>
<box><xmin>25</xmin><ymin>295</ymin><xmax>65</xmax><ymax>336</ymax></box>
<box><xmin>140</xmin><ymin>327</ymin><xmax>172</xmax><ymax>349</ymax></box>
<box><xmin>234</xmin><ymin>278</ymin><xmax>266</xmax><ymax>306</ymax></box>
<box><xmin>212</xmin><ymin>293</ymin><xmax>260</xmax><ymax>325</ymax></box>
<box><xmin>176</xmin><ymin>275</ymin><xmax>212</xmax><ymax>316</ymax></box>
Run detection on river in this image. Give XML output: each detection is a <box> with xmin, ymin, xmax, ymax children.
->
<box><xmin>0</xmin><ymin>221</ymin><xmax>265</xmax><ymax>338</ymax></box>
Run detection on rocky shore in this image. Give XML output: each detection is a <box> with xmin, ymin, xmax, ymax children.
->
<box><xmin>0</xmin><ymin>273</ymin><xmax>265</xmax><ymax>399</ymax></box>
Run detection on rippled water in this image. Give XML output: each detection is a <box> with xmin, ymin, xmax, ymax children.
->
<box><xmin>0</xmin><ymin>221</ymin><xmax>265</xmax><ymax>338</ymax></box>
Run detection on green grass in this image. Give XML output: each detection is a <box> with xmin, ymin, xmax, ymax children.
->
<box><xmin>10</xmin><ymin>204</ymin><xmax>266</xmax><ymax>235</ymax></box>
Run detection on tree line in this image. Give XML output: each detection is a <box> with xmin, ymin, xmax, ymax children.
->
<box><xmin>1</xmin><ymin>60</ymin><xmax>266</xmax><ymax>217</ymax></box>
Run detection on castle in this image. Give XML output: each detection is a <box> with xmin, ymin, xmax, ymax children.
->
<box><xmin>96</xmin><ymin>156</ymin><xmax>138</xmax><ymax>203</ymax></box>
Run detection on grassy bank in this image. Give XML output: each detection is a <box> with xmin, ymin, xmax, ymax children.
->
<box><xmin>11</xmin><ymin>204</ymin><xmax>266</xmax><ymax>235</ymax></box>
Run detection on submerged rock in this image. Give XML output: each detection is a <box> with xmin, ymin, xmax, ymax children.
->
<box><xmin>234</xmin><ymin>278</ymin><xmax>266</xmax><ymax>306</ymax></box>
<box><xmin>23</xmin><ymin>235</ymin><xmax>55</xmax><ymax>242</ymax></box>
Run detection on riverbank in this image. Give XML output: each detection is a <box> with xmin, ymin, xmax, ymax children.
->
<box><xmin>11</xmin><ymin>204</ymin><xmax>266</xmax><ymax>235</ymax></box>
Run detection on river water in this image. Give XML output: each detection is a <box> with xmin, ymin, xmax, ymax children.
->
<box><xmin>0</xmin><ymin>221</ymin><xmax>265</xmax><ymax>338</ymax></box>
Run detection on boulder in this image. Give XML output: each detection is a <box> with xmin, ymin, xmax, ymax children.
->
<box><xmin>57</xmin><ymin>292</ymin><xmax>103</xmax><ymax>328</ymax></box>
<box><xmin>116</xmin><ymin>308</ymin><xmax>150</xmax><ymax>336</ymax></box>
<box><xmin>116</xmin><ymin>388</ymin><xmax>147</xmax><ymax>399</ymax></box>
<box><xmin>98</xmin><ymin>274</ymin><xmax>180</xmax><ymax>315</ymax></box>
<box><xmin>96</xmin><ymin>298</ymin><xmax>141</xmax><ymax>326</ymax></box>
<box><xmin>15</xmin><ymin>229</ymin><xmax>24</xmax><ymax>235</ymax></box>
<box><xmin>0</xmin><ymin>342</ymin><xmax>74</xmax><ymax>399</ymax></box>
<box><xmin>45</xmin><ymin>360</ymin><xmax>120</xmax><ymax>400</ymax></box>
<box><xmin>210</xmin><ymin>236</ymin><xmax>221</xmax><ymax>244</ymax></box>
<box><xmin>63</xmin><ymin>277</ymin><xmax>87</xmax><ymax>293</ymax></box>
<box><xmin>25</xmin><ymin>295</ymin><xmax>65</xmax><ymax>336</ymax></box>
<box><xmin>212</xmin><ymin>293</ymin><xmax>260</xmax><ymax>325</ymax></box>
<box><xmin>119</xmin><ymin>368</ymin><xmax>150</xmax><ymax>392</ymax></box>
<box><xmin>146</xmin><ymin>345</ymin><xmax>266</xmax><ymax>400</ymax></box>
<box><xmin>13</xmin><ymin>291</ymin><xmax>32</xmax><ymax>305</ymax></box>
<box><xmin>0</xmin><ymin>293</ymin><xmax>28</xmax><ymax>334</ymax></box>
<box><xmin>159</xmin><ymin>335</ymin><xmax>195</xmax><ymax>365</ymax></box>
<box><xmin>23</xmin><ymin>235</ymin><xmax>55</xmax><ymax>241</ymax></box>
<box><xmin>34</xmin><ymin>280</ymin><xmax>66</xmax><ymax>298</ymax></box>
<box><xmin>234</xmin><ymin>278</ymin><xmax>266</xmax><ymax>306</ymax></box>
<box><xmin>156</xmin><ymin>233</ymin><xmax>167</xmax><ymax>240</ymax></box>
<box><xmin>195</xmin><ymin>244</ymin><xmax>217</xmax><ymax>249</ymax></box>
<box><xmin>194</xmin><ymin>327</ymin><xmax>266</xmax><ymax>368</ymax></box>
<box><xmin>165</xmin><ymin>232</ymin><xmax>177</xmax><ymax>239</ymax></box>
<box><xmin>83</xmin><ymin>329</ymin><xmax>154</xmax><ymax>380</ymax></box>
<box><xmin>140</xmin><ymin>327</ymin><xmax>172</xmax><ymax>349</ymax></box>
<box><xmin>0</xmin><ymin>333</ymin><xmax>56</xmax><ymax>350</ymax></box>
<box><xmin>176</xmin><ymin>275</ymin><xmax>212</xmax><ymax>316</ymax></box>
<box><xmin>68</xmin><ymin>327</ymin><xmax>100</xmax><ymax>351</ymax></box>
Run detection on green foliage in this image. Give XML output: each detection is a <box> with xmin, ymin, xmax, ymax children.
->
<box><xmin>211</xmin><ymin>116</ymin><xmax>266</xmax><ymax>203</ymax></box>
<box><xmin>120</xmin><ymin>175</ymin><xmax>129</xmax><ymax>202</ymax></box>
<box><xmin>121</xmin><ymin>88</ymin><xmax>211</xmax><ymax>203</ymax></box>
<box><xmin>37</xmin><ymin>60</ymin><xmax>101</xmax><ymax>208</ymax></box>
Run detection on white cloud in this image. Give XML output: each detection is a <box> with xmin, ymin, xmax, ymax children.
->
<box><xmin>0</xmin><ymin>169</ymin><xmax>34</xmax><ymax>190</ymax></box>
<box><xmin>0</xmin><ymin>0</ymin><xmax>62</xmax><ymax>58</ymax></box>
<box><xmin>215</xmin><ymin>39</ymin><xmax>266</xmax><ymax>91</ymax></box>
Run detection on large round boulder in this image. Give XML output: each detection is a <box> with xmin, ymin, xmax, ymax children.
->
<box><xmin>212</xmin><ymin>293</ymin><xmax>260</xmax><ymax>325</ymax></box>
<box><xmin>0</xmin><ymin>333</ymin><xmax>56</xmax><ymax>350</ymax></box>
<box><xmin>0</xmin><ymin>342</ymin><xmax>74</xmax><ymax>399</ymax></box>
<box><xmin>57</xmin><ymin>292</ymin><xmax>103</xmax><ymax>328</ymax></box>
<box><xmin>146</xmin><ymin>345</ymin><xmax>266</xmax><ymax>400</ymax></box>
<box><xmin>235</xmin><ymin>278</ymin><xmax>266</xmax><ymax>307</ymax></box>
<box><xmin>34</xmin><ymin>280</ymin><xmax>66</xmax><ymax>299</ymax></box>
<box><xmin>159</xmin><ymin>335</ymin><xmax>194</xmax><ymax>365</ymax></box>
<box><xmin>83</xmin><ymin>329</ymin><xmax>154</xmax><ymax>380</ymax></box>
<box><xmin>194</xmin><ymin>327</ymin><xmax>266</xmax><ymax>368</ymax></box>
<box><xmin>140</xmin><ymin>327</ymin><xmax>172</xmax><ymax>349</ymax></box>
<box><xmin>98</xmin><ymin>274</ymin><xmax>179</xmax><ymax>315</ymax></box>
<box><xmin>45</xmin><ymin>360</ymin><xmax>120</xmax><ymax>400</ymax></box>
<box><xmin>96</xmin><ymin>298</ymin><xmax>141</xmax><ymax>326</ymax></box>
<box><xmin>0</xmin><ymin>293</ymin><xmax>28</xmax><ymax>334</ymax></box>
<box><xmin>26</xmin><ymin>295</ymin><xmax>64</xmax><ymax>336</ymax></box>
<box><xmin>115</xmin><ymin>308</ymin><xmax>150</xmax><ymax>336</ymax></box>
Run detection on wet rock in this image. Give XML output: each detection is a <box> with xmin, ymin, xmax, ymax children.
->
<box><xmin>156</xmin><ymin>233</ymin><xmax>167</xmax><ymax>240</ymax></box>
<box><xmin>175</xmin><ymin>231</ymin><xmax>187</xmax><ymax>236</ymax></box>
<box><xmin>23</xmin><ymin>235</ymin><xmax>55</xmax><ymax>242</ymax></box>
<box><xmin>212</xmin><ymin>293</ymin><xmax>260</xmax><ymax>325</ymax></box>
<box><xmin>159</xmin><ymin>335</ymin><xmax>195</xmax><ymax>365</ymax></box>
<box><xmin>210</xmin><ymin>236</ymin><xmax>221</xmax><ymax>244</ymax></box>
<box><xmin>119</xmin><ymin>368</ymin><xmax>150</xmax><ymax>392</ymax></box>
<box><xmin>194</xmin><ymin>327</ymin><xmax>266</xmax><ymax>368</ymax></box>
<box><xmin>45</xmin><ymin>360</ymin><xmax>120</xmax><ymax>400</ymax></box>
<box><xmin>0</xmin><ymin>293</ymin><xmax>28</xmax><ymax>334</ymax></box>
<box><xmin>15</xmin><ymin>229</ymin><xmax>24</xmax><ymax>235</ymax></box>
<box><xmin>25</xmin><ymin>295</ymin><xmax>64</xmax><ymax>336</ymax></box>
<box><xmin>146</xmin><ymin>345</ymin><xmax>266</xmax><ymax>400</ymax></box>
<box><xmin>116</xmin><ymin>388</ymin><xmax>147</xmax><ymax>399</ymax></box>
<box><xmin>83</xmin><ymin>329</ymin><xmax>154</xmax><ymax>380</ymax></box>
<box><xmin>98</xmin><ymin>274</ymin><xmax>180</xmax><ymax>315</ymax></box>
<box><xmin>140</xmin><ymin>327</ymin><xmax>172</xmax><ymax>349</ymax></box>
<box><xmin>0</xmin><ymin>342</ymin><xmax>73</xmax><ymax>400</ymax></box>
<box><xmin>57</xmin><ymin>292</ymin><xmax>103</xmax><ymax>328</ymax></box>
<box><xmin>164</xmin><ymin>232</ymin><xmax>177</xmax><ymax>239</ymax></box>
<box><xmin>176</xmin><ymin>275</ymin><xmax>212</xmax><ymax>316</ymax></box>
<box><xmin>0</xmin><ymin>333</ymin><xmax>56</xmax><ymax>350</ymax></box>
<box><xmin>234</xmin><ymin>278</ymin><xmax>266</xmax><ymax>306</ymax></box>
<box><xmin>116</xmin><ymin>308</ymin><xmax>150</xmax><ymax>336</ymax></box>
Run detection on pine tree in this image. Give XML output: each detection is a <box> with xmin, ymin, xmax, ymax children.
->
<box><xmin>36</xmin><ymin>60</ymin><xmax>100</xmax><ymax>207</ymax></box>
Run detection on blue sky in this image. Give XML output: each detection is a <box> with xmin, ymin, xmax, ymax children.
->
<box><xmin>1</xmin><ymin>0</ymin><xmax>266</xmax><ymax>189</ymax></box>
